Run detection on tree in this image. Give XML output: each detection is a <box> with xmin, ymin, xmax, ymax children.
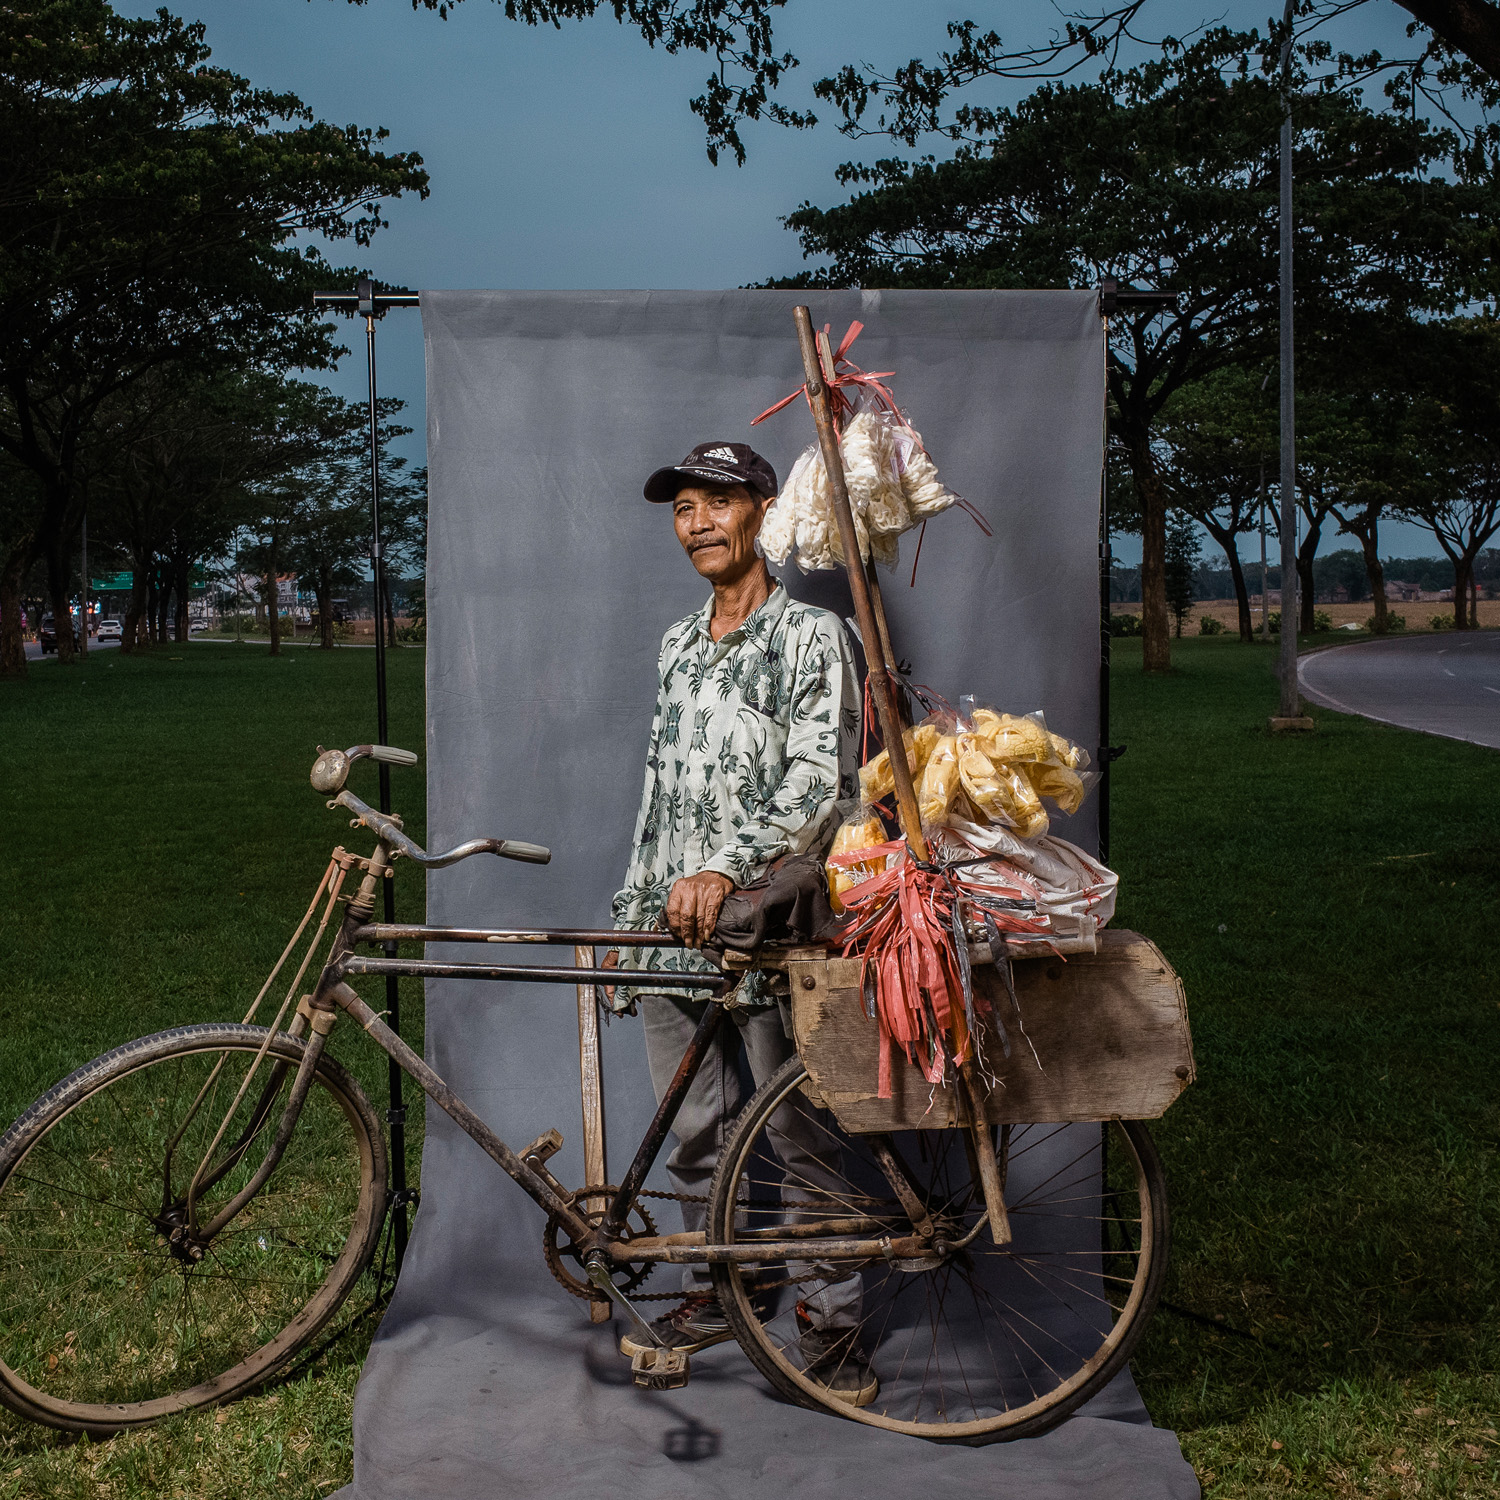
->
<box><xmin>1164</xmin><ymin>512</ymin><xmax>1201</xmax><ymax>637</ymax></box>
<box><xmin>1395</xmin><ymin>320</ymin><xmax>1500</xmax><ymax>628</ymax></box>
<box><xmin>0</xmin><ymin>2</ymin><xmax>427</xmax><ymax>665</ymax></box>
<box><xmin>374</xmin><ymin>463</ymin><xmax>428</xmax><ymax>648</ymax></box>
<box><xmin>236</xmin><ymin>380</ymin><xmax>376</xmax><ymax>656</ymax></box>
<box><xmin>774</xmin><ymin>26</ymin><xmax>1496</xmax><ymax>672</ymax></box>
<box><xmin>0</xmin><ymin>456</ymin><xmax>43</xmax><ymax>678</ymax></box>
<box><xmin>89</xmin><ymin>369</ymin><xmax>263</xmax><ymax>650</ymax></box>
<box><xmin>1155</xmin><ymin>367</ymin><xmax>1275</xmax><ymax>641</ymax></box>
<box><xmin>287</xmin><ymin>399</ymin><xmax>414</xmax><ymax>650</ymax></box>
<box><xmin>1392</xmin><ymin>0</ymin><xmax>1500</xmax><ymax>77</ymax></box>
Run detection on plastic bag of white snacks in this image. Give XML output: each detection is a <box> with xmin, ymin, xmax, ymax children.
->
<box><xmin>758</xmin><ymin>404</ymin><xmax>959</xmax><ymax>573</ymax></box>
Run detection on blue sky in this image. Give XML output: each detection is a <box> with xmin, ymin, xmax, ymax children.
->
<box><xmin>119</xmin><ymin>0</ymin><xmax>1439</xmax><ymax>562</ymax></box>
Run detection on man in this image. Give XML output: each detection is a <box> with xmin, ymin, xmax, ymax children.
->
<box><xmin>603</xmin><ymin>440</ymin><xmax>876</xmax><ymax>1406</ymax></box>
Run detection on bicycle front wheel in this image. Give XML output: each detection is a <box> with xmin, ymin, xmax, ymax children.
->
<box><xmin>709</xmin><ymin>1056</ymin><xmax>1168</xmax><ymax>1444</ymax></box>
<box><xmin>0</xmin><ymin>1022</ymin><xmax>386</xmax><ymax>1434</ymax></box>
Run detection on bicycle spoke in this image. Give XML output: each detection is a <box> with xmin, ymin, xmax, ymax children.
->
<box><xmin>0</xmin><ymin>1030</ymin><xmax>379</xmax><ymax>1418</ymax></box>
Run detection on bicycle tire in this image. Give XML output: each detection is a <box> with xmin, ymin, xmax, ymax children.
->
<box><xmin>0</xmin><ymin>1023</ymin><xmax>387</xmax><ymax>1435</ymax></box>
<box><xmin>708</xmin><ymin>1056</ymin><xmax>1169</xmax><ymax>1444</ymax></box>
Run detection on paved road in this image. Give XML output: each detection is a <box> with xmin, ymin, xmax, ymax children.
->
<box><xmin>1298</xmin><ymin>631</ymin><xmax>1500</xmax><ymax>750</ymax></box>
<box><xmin>23</xmin><ymin>637</ymin><xmax>121</xmax><ymax>662</ymax></box>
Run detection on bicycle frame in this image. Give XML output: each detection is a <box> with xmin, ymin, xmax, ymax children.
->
<box><xmin>219</xmin><ymin>833</ymin><xmax>932</xmax><ymax>1284</ymax></box>
<box><xmin>181</xmin><ymin>782</ymin><xmax>937</xmax><ymax>1328</ymax></box>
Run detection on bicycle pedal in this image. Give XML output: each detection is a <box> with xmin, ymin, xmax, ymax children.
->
<box><xmin>630</xmin><ymin>1346</ymin><xmax>691</xmax><ymax>1391</ymax></box>
<box><xmin>520</xmin><ymin>1128</ymin><xmax>563</xmax><ymax>1166</ymax></box>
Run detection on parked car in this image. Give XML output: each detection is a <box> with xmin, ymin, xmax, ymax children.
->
<box><xmin>39</xmin><ymin>614</ymin><xmax>56</xmax><ymax>653</ymax></box>
<box><xmin>96</xmin><ymin>619</ymin><xmax>123</xmax><ymax>642</ymax></box>
<box><xmin>189</xmin><ymin>620</ymin><xmax>208</xmax><ymax>634</ymax></box>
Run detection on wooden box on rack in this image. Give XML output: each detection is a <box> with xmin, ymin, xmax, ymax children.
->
<box><xmin>788</xmin><ymin>929</ymin><xmax>1194</xmax><ymax>1133</ymax></box>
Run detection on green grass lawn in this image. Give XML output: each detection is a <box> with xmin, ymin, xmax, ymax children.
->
<box><xmin>1</xmin><ymin>635</ymin><xmax>1497</xmax><ymax>1498</ymax></box>
<box><xmin>1113</xmin><ymin>635</ymin><xmax>1500</xmax><ymax>1498</ymax></box>
<box><xmin>0</xmin><ymin>643</ymin><xmax>427</xmax><ymax>1500</ymax></box>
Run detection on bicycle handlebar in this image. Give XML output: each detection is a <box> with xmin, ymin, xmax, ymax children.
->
<box><xmin>311</xmin><ymin>743</ymin><xmax>419</xmax><ymax>795</ymax></box>
<box><xmin>334</xmin><ymin>790</ymin><xmax>552</xmax><ymax>867</ymax></box>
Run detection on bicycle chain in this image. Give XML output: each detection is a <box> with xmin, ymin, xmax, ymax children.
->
<box><xmin>592</xmin><ymin>1188</ymin><xmax>881</xmax><ymax>1302</ymax></box>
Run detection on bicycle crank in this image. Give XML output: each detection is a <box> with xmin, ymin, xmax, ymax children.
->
<box><xmin>582</xmin><ymin>1255</ymin><xmax>692</xmax><ymax>1391</ymax></box>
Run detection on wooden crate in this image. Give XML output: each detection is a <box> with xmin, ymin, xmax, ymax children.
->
<box><xmin>789</xmin><ymin>929</ymin><xmax>1194</xmax><ymax>1132</ymax></box>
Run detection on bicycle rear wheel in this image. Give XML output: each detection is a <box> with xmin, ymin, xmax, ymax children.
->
<box><xmin>0</xmin><ymin>1022</ymin><xmax>386</xmax><ymax>1434</ymax></box>
<box><xmin>709</xmin><ymin>1056</ymin><xmax>1168</xmax><ymax>1444</ymax></box>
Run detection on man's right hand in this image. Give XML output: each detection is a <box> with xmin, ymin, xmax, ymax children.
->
<box><xmin>602</xmin><ymin>948</ymin><xmax>619</xmax><ymax>1005</ymax></box>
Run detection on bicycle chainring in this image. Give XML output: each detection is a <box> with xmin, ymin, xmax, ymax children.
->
<box><xmin>543</xmin><ymin>1186</ymin><xmax>657</xmax><ymax>1301</ymax></box>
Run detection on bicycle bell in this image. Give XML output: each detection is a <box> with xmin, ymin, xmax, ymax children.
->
<box><xmin>310</xmin><ymin>745</ymin><xmax>350</xmax><ymax>794</ymax></box>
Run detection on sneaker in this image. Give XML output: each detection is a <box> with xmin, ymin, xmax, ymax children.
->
<box><xmin>797</xmin><ymin>1307</ymin><xmax>879</xmax><ymax>1408</ymax></box>
<box><xmin>618</xmin><ymin>1294</ymin><xmax>732</xmax><ymax>1358</ymax></box>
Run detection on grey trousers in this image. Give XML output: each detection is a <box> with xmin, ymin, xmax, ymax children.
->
<box><xmin>640</xmin><ymin>993</ymin><xmax>862</xmax><ymax>1327</ymax></box>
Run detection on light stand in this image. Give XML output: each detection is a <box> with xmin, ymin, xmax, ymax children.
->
<box><xmin>1096</xmin><ymin>280</ymin><xmax>1177</xmax><ymax>865</ymax></box>
<box><xmin>313</xmin><ymin>279</ymin><xmax>421</xmax><ymax>1272</ymax></box>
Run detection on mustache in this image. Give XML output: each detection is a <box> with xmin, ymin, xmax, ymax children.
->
<box><xmin>687</xmin><ymin>536</ymin><xmax>730</xmax><ymax>552</ymax></box>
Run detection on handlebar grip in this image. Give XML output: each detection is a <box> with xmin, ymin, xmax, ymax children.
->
<box><xmin>369</xmin><ymin>745</ymin><xmax>419</xmax><ymax>766</ymax></box>
<box><xmin>497</xmin><ymin>840</ymin><xmax>551</xmax><ymax>865</ymax></box>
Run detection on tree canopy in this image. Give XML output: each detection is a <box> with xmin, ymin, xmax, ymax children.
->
<box><xmin>770</xmin><ymin>26</ymin><xmax>1499</xmax><ymax>668</ymax></box>
<box><xmin>0</xmin><ymin>0</ymin><xmax>427</xmax><ymax>670</ymax></box>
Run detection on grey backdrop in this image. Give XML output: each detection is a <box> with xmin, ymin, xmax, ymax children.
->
<box><xmin>341</xmin><ymin>290</ymin><xmax>1197</xmax><ymax>1498</ymax></box>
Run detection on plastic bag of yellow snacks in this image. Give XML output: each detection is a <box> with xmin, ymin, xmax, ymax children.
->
<box><xmin>825</xmin><ymin>805</ymin><xmax>892</xmax><ymax>912</ymax></box>
<box><xmin>853</xmin><ymin>700</ymin><xmax>1096</xmax><ymax>843</ymax></box>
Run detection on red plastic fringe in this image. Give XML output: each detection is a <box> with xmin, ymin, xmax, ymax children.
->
<box><xmin>828</xmin><ymin>840</ymin><xmax>1058</xmax><ymax>1098</ymax></box>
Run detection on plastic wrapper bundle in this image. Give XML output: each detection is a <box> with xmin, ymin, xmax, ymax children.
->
<box><xmin>855</xmin><ymin>705</ymin><xmax>1097</xmax><ymax>844</ymax></box>
<box><xmin>825</xmin><ymin>806</ymin><xmax>1117</xmax><ymax>960</ymax></box>
<box><xmin>931</xmin><ymin>818</ymin><xmax>1118</xmax><ymax>958</ymax></box>
<box><xmin>825</xmin><ymin>804</ymin><xmax>890</xmax><ymax>913</ymax></box>
<box><xmin>758</xmin><ymin>406</ymin><xmax>960</xmax><ymax>573</ymax></box>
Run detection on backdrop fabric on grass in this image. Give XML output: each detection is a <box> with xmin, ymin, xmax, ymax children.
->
<box><xmin>341</xmin><ymin>289</ymin><xmax>1197</xmax><ymax>1499</ymax></box>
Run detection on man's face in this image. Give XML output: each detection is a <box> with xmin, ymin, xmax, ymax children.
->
<box><xmin>672</xmin><ymin>483</ymin><xmax>768</xmax><ymax>583</ymax></box>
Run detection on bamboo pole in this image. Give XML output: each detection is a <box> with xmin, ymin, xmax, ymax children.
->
<box><xmin>797</xmin><ymin>308</ymin><xmax>1011</xmax><ymax>1241</ymax></box>
<box><xmin>793</xmin><ymin>307</ymin><xmax>929</xmax><ymax>861</ymax></box>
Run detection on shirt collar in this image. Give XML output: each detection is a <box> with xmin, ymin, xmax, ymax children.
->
<box><xmin>691</xmin><ymin>579</ymin><xmax>788</xmax><ymax>650</ymax></box>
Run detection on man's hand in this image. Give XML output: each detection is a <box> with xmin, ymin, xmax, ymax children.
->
<box><xmin>601</xmin><ymin>948</ymin><xmax>619</xmax><ymax>1004</ymax></box>
<box><xmin>666</xmin><ymin>871</ymin><xmax>734</xmax><ymax>949</ymax></box>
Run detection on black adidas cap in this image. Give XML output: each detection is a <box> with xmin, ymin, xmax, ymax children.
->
<box><xmin>643</xmin><ymin>442</ymin><xmax>778</xmax><ymax>504</ymax></box>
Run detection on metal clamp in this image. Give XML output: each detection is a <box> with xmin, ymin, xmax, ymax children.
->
<box><xmin>295</xmin><ymin>995</ymin><xmax>338</xmax><ymax>1035</ymax></box>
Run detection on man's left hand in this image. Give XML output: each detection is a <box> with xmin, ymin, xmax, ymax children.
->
<box><xmin>665</xmin><ymin>871</ymin><xmax>734</xmax><ymax>949</ymax></box>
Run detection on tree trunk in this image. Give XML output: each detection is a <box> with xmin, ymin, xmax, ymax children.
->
<box><xmin>1393</xmin><ymin>0</ymin><xmax>1500</xmax><ymax>82</ymax></box>
<box><xmin>1127</xmin><ymin>435</ymin><xmax>1170</xmax><ymax>671</ymax></box>
<box><xmin>265</xmin><ymin>566</ymin><xmax>281</xmax><ymax>656</ymax></box>
<box><xmin>43</xmin><ymin>532</ymin><xmax>77</xmax><ymax>665</ymax></box>
<box><xmin>122</xmin><ymin>563</ymin><xmax>148</xmax><ymax>653</ymax></box>
<box><xmin>1297</xmin><ymin>515</ymin><xmax>1323</xmax><ymax>634</ymax></box>
<box><xmin>316</xmin><ymin>567</ymin><xmax>334</xmax><ymax>650</ymax></box>
<box><xmin>0</xmin><ymin>540</ymin><xmax>31</xmax><ymax>680</ymax></box>
<box><xmin>1453</xmin><ymin>556</ymin><xmax>1473</xmax><ymax>629</ymax></box>
<box><xmin>154</xmin><ymin>563</ymin><xmax>172</xmax><ymax>643</ymax></box>
<box><xmin>1468</xmin><ymin>571</ymin><xmax>1479</xmax><ymax>629</ymax></box>
<box><xmin>1202</xmin><ymin>518</ymin><xmax>1254</xmax><ymax>641</ymax></box>
<box><xmin>1352</xmin><ymin>515</ymin><xmax>1388</xmax><ymax>633</ymax></box>
<box><xmin>173</xmin><ymin>553</ymin><xmax>190</xmax><ymax>643</ymax></box>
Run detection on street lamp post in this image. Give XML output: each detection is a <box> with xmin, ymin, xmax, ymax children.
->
<box><xmin>1277</xmin><ymin>0</ymin><xmax>1303</xmax><ymax>721</ymax></box>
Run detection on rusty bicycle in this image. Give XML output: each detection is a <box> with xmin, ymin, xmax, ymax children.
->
<box><xmin>0</xmin><ymin>742</ymin><xmax>1180</xmax><ymax>1445</ymax></box>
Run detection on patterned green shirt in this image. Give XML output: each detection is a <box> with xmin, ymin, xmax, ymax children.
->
<box><xmin>610</xmin><ymin>582</ymin><xmax>859</xmax><ymax>1007</ymax></box>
